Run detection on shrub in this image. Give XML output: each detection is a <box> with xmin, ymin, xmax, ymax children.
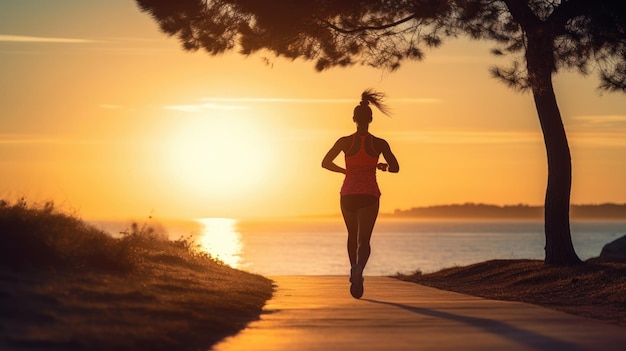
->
<box><xmin>0</xmin><ymin>199</ymin><xmax>170</xmax><ymax>272</ymax></box>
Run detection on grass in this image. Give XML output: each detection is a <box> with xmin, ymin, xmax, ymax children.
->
<box><xmin>396</xmin><ymin>258</ymin><xmax>626</xmax><ymax>326</ymax></box>
<box><xmin>0</xmin><ymin>199</ymin><xmax>274</xmax><ymax>351</ymax></box>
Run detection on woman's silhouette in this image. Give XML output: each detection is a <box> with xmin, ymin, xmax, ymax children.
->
<box><xmin>322</xmin><ymin>89</ymin><xmax>400</xmax><ymax>299</ymax></box>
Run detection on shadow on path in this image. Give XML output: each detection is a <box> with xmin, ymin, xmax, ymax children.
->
<box><xmin>362</xmin><ymin>299</ymin><xmax>584</xmax><ymax>351</ymax></box>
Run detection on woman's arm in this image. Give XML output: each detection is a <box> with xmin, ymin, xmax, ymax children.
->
<box><xmin>377</xmin><ymin>138</ymin><xmax>399</xmax><ymax>173</ymax></box>
<box><xmin>322</xmin><ymin>138</ymin><xmax>347</xmax><ymax>174</ymax></box>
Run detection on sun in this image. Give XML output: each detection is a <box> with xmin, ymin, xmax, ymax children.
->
<box><xmin>166</xmin><ymin>113</ymin><xmax>272</xmax><ymax>198</ymax></box>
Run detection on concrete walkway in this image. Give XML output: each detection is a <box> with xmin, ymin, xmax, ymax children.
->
<box><xmin>213</xmin><ymin>276</ymin><xmax>626</xmax><ymax>351</ymax></box>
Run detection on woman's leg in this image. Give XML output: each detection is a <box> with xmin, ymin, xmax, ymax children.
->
<box><xmin>341</xmin><ymin>195</ymin><xmax>379</xmax><ymax>299</ymax></box>
<box><xmin>355</xmin><ymin>199</ymin><xmax>379</xmax><ymax>269</ymax></box>
<box><xmin>341</xmin><ymin>195</ymin><xmax>380</xmax><ymax>268</ymax></box>
<box><xmin>340</xmin><ymin>198</ymin><xmax>359</xmax><ymax>266</ymax></box>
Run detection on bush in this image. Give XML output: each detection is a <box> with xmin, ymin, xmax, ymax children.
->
<box><xmin>0</xmin><ymin>199</ymin><xmax>194</xmax><ymax>272</ymax></box>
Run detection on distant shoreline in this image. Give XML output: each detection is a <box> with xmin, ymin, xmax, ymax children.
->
<box><xmin>385</xmin><ymin>203</ymin><xmax>626</xmax><ymax>220</ymax></box>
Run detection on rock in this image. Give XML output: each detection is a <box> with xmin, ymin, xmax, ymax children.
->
<box><xmin>600</xmin><ymin>235</ymin><xmax>626</xmax><ymax>261</ymax></box>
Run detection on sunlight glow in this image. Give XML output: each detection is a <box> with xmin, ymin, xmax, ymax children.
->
<box><xmin>166</xmin><ymin>113</ymin><xmax>271</xmax><ymax>198</ymax></box>
<box><xmin>196</xmin><ymin>218</ymin><xmax>242</xmax><ymax>267</ymax></box>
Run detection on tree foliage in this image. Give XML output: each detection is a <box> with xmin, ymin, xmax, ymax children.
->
<box><xmin>137</xmin><ymin>0</ymin><xmax>625</xmax><ymax>91</ymax></box>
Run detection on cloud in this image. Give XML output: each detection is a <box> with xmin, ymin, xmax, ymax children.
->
<box><xmin>284</xmin><ymin>129</ymin><xmax>544</xmax><ymax>145</ymax></box>
<box><xmin>99</xmin><ymin>104</ymin><xmax>122</xmax><ymax>109</ymax></box>
<box><xmin>0</xmin><ymin>34</ymin><xmax>94</xmax><ymax>44</ymax></box>
<box><xmin>0</xmin><ymin>134</ymin><xmax>105</xmax><ymax>145</ymax></box>
<box><xmin>199</xmin><ymin>97</ymin><xmax>442</xmax><ymax>104</ymax></box>
<box><xmin>203</xmin><ymin>97</ymin><xmax>353</xmax><ymax>104</ymax></box>
<box><xmin>0</xmin><ymin>135</ymin><xmax>57</xmax><ymax>145</ymax></box>
<box><xmin>392</xmin><ymin>98</ymin><xmax>443</xmax><ymax>104</ymax></box>
<box><xmin>164</xmin><ymin>103</ymin><xmax>248</xmax><ymax>112</ymax></box>
<box><xmin>386</xmin><ymin>130</ymin><xmax>542</xmax><ymax>145</ymax></box>
<box><xmin>568</xmin><ymin>116</ymin><xmax>626</xmax><ymax>144</ymax></box>
<box><xmin>383</xmin><ymin>129</ymin><xmax>626</xmax><ymax>148</ymax></box>
<box><xmin>572</xmin><ymin>115</ymin><xmax>626</xmax><ymax>125</ymax></box>
<box><xmin>379</xmin><ymin>129</ymin><xmax>626</xmax><ymax>148</ymax></box>
<box><xmin>569</xmin><ymin>131</ymin><xmax>626</xmax><ymax>147</ymax></box>
<box><xmin>164</xmin><ymin>96</ymin><xmax>442</xmax><ymax>112</ymax></box>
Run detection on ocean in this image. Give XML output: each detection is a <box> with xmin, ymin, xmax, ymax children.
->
<box><xmin>92</xmin><ymin>218</ymin><xmax>626</xmax><ymax>276</ymax></box>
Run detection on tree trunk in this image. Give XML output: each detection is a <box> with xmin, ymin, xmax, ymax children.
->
<box><xmin>526</xmin><ymin>29</ymin><xmax>582</xmax><ymax>266</ymax></box>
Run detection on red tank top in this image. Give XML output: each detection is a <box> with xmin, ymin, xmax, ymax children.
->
<box><xmin>340</xmin><ymin>134</ymin><xmax>381</xmax><ymax>197</ymax></box>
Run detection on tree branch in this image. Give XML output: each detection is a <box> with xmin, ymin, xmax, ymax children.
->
<box><xmin>501</xmin><ymin>0</ymin><xmax>540</xmax><ymax>29</ymax></box>
<box><xmin>321</xmin><ymin>14</ymin><xmax>417</xmax><ymax>34</ymax></box>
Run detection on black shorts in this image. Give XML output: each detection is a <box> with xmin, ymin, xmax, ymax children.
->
<box><xmin>340</xmin><ymin>194</ymin><xmax>380</xmax><ymax>213</ymax></box>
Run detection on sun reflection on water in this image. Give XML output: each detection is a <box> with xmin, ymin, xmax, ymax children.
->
<box><xmin>195</xmin><ymin>218</ymin><xmax>242</xmax><ymax>268</ymax></box>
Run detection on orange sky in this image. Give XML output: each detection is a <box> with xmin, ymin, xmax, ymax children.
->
<box><xmin>1</xmin><ymin>0</ymin><xmax>625</xmax><ymax>220</ymax></box>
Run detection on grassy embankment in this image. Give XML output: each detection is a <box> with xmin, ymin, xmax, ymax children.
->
<box><xmin>397</xmin><ymin>258</ymin><xmax>626</xmax><ymax>326</ymax></box>
<box><xmin>0</xmin><ymin>199</ymin><xmax>274</xmax><ymax>351</ymax></box>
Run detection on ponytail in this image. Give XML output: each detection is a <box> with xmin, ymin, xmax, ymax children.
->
<box><xmin>360</xmin><ymin>89</ymin><xmax>391</xmax><ymax>117</ymax></box>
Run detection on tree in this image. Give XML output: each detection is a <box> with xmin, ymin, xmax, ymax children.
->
<box><xmin>136</xmin><ymin>0</ymin><xmax>626</xmax><ymax>265</ymax></box>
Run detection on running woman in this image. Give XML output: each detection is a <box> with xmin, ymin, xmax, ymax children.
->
<box><xmin>321</xmin><ymin>89</ymin><xmax>400</xmax><ymax>299</ymax></box>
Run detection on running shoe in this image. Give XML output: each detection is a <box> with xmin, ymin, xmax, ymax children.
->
<box><xmin>350</xmin><ymin>264</ymin><xmax>364</xmax><ymax>299</ymax></box>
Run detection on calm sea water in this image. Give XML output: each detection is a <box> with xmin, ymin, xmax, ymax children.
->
<box><xmin>92</xmin><ymin>218</ymin><xmax>626</xmax><ymax>276</ymax></box>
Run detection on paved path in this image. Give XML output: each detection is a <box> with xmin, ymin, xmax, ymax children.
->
<box><xmin>213</xmin><ymin>276</ymin><xmax>626</xmax><ymax>351</ymax></box>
